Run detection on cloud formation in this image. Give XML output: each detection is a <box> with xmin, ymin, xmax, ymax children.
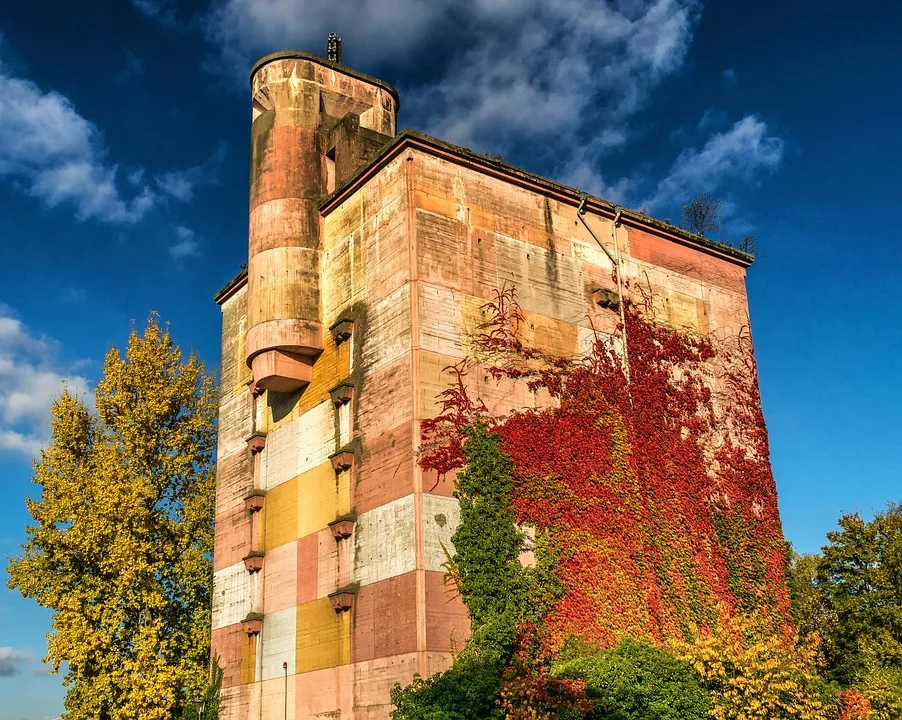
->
<box><xmin>204</xmin><ymin>1</ymin><xmax>782</xmax><ymax>214</ymax></box>
<box><xmin>0</xmin><ymin>50</ymin><xmax>219</xmax><ymax>226</ymax></box>
<box><xmin>169</xmin><ymin>225</ymin><xmax>200</xmax><ymax>259</ymax></box>
<box><xmin>0</xmin><ymin>57</ymin><xmax>156</xmax><ymax>223</ymax></box>
<box><xmin>0</xmin><ymin>647</ymin><xmax>29</xmax><ymax>677</ymax></box>
<box><xmin>0</xmin><ymin>308</ymin><xmax>90</xmax><ymax>458</ymax></box>
<box><xmin>205</xmin><ymin>0</ymin><xmax>700</xmax><ymax>176</ymax></box>
<box><xmin>643</xmin><ymin>115</ymin><xmax>785</xmax><ymax>210</ymax></box>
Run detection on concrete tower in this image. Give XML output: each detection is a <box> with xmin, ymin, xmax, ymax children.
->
<box><xmin>246</xmin><ymin>51</ymin><xmax>397</xmax><ymax>392</ymax></box>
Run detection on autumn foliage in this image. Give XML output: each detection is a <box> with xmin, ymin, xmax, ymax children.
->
<box><xmin>421</xmin><ymin>285</ymin><xmax>790</xmax><ymax>653</ymax></box>
<box><xmin>7</xmin><ymin>316</ymin><xmax>218</xmax><ymax>720</ymax></box>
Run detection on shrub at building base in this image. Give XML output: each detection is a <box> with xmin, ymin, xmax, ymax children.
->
<box><xmin>552</xmin><ymin>638</ymin><xmax>711</xmax><ymax>720</ymax></box>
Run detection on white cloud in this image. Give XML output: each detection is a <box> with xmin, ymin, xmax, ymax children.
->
<box><xmin>203</xmin><ymin>2</ymin><xmax>784</xmax><ymax>215</ymax></box>
<box><xmin>643</xmin><ymin>115</ymin><xmax>784</xmax><ymax>210</ymax></box>
<box><xmin>205</xmin><ymin>0</ymin><xmax>700</xmax><ymax>184</ymax></box>
<box><xmin>0</xmin><ymin>57</ymin><xmax>156</xmax><ymax>223</ymax></box>
<box><xmin>169</xmin><ymin>226</ymin><xmax>200</xmax><ymax>259</ymax></box>
<box><xmin>154</xmin><ymin>144</ymin><xmax>225</xmax><ymax>203</ymax></box>
<box><xmin>0</xmin><ymin>307</ymin><xmax>90</xmax><ymax>458</ymax></box>
<box><xmin>0</xmin><ymin>647</ymin><xmax>29</xmax><ymax>677</ymax></box>
<box><xmin>0</xmin><ymin>50</ymin><xmax>220</xmax><ymax>228</ymax></box>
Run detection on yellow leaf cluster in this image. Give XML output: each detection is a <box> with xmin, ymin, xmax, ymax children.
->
<box><xmin>675</xmin><ymin>613</ymin><xmax>835</xmax><ymax>720</ymax></box>
<box><xmin>6</xmin><ymin>315</ymin><xmax>217</xmax><ymax>720</ymax></box>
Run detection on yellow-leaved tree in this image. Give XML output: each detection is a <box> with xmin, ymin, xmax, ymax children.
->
<box><xmin>7</xmin><ymin>315</ymin><xmax>217</xmax><ymax>720</ymax></box>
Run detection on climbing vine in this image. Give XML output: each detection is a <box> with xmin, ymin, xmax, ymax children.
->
<box><xmin>422</xmin><ymin>285</ymin><xmax>790</xmax><ymax>648</ymax></box>
<box><xmin>394</xmin><ymin>284</ymin><xmax>832</xmax><ymax>718</ymax></box>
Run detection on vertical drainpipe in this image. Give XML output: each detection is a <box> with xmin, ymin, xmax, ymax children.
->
<box><xmin>578</xmin><ymin>194</ymin><xmax>631</xmax><ymax>387</ymax></box>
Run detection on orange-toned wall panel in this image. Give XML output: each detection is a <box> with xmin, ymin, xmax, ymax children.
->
<box><xmin>355</xmin><ymin>419</ymin><xmax>416</xmax><ymax>515</ymax></box>
<box><xmin>263</xmin><ymin>541</ymin><xmax>298</xmax><ymax>614</ymax></box>
<box><xmin>352</xmin><ymin>572</ymin><xmax>419</xmax><ymax>664</ymax></box>
<box><xmin>211</xmin><ymin>625</ymin><xmax>243</xmax><ymax>688</ymax></box>
<box><xmin>627</xmin><ymin>225</ymin><xmax>746</xmax><ymax>293</ymax></box>
<box><xmin>214</xmin><ymin>505</ymin><xmax>252</xmax><ymax>572</ymax></box>
<box><xmin>356</xmin><ymin>354</ymin><xmax>413</xmax><ymax>439</ymax></box>
<box><xmin>425</xmin><ymin>570</ymin><xmax>470</xmax><ymax>653</ymax></box>
<box><xmin>297</xmin><ymin>531</ymin><xmax>319</xmax><ymax>606</ymax></box>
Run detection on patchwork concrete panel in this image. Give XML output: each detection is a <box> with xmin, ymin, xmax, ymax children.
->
<box><xmin>264</xmin><ymin>476</ymin><xmax>298</xmax><ymax>550</ymax></box>
<box><xmin>298</xmin><ymin>461</ymin><xmax>351</xmax><ymax>539</ymax></box>
<box><xmin>416</xmin><ymin>209</ymin><xmax>466</xmax><ymax>290</ymax></box>
<box><xmin>316</xmin><ymin>528</ymin><xmax>341</xmax><ymax>600</ymax></box>
<box><xmin>296</xmin><ymin>664</ymin><xmax>353</xmax><ymax>720</ymax></box>
<box><xmin>352</xmin><ymin>652</ymin><xmax>420</xmax><ymax>720</ymax></box>
<box><xmin>422</xmin><ymin>494</ymin><xmax>461</xmax><ymax>573</ymax></box>
<box><xmin>296</xmin><ymin>598</ymin><xmax>351</xmax><ymax>673</ymax></box>
<box><xmin>352</xmin><ymin>495</ymin><xmax>416</xmax><ymax>587</ymax></box>
<box><xmin>296</xmin><ymin>532</ymin><xmax>319</xmax><ymax>606</ymax></box>
<box><xmin>626</xmin><ymin>225</ymin><xmax>746</xmax><ymax>294</ymax></box>
<box><xmin>357</xmin><ymin>354</ymin><xmax>413</xmax><ymax>439</ymax></box>
<box><xmin>356</xmin><ymin>419</ymin><xmax>415</xmax><ymax>514</ymax></box>
<box><xmin>353</xmin><ymin>572</ymin><xmax>418</xmax><ymax>663</ymax></box>
<box><xmin>220</xmin><ymin>289</ymin><xmax>251</xmax><ymax>398</ymax></box>
<box><xmin>362</xmin><ymin>284</ymin><xmax>411</xmax><ymax>373</ymax></box>
<box><xmin>261</xmin><ymin>675</ymin><xmax>295</xmax><ymax>720</ymax></box>
<box><xmin>215</xmin><ymin>450</ymin><xmax>252</xmax><ymax>518</ymax></box>
<box><xmin>214</xmin><ymin>505</ymin><xmax>252</xmax><ymax>572</ymax></box>
<box><xmin>219</xmin><ymin>684</ymin><xmax>257</xmax><ymax>720</ymax></box>
<box><xmin>261</xmin><ymin>606</ymin><xmax>297</xmax><ymax>681</ymax></box>
<box><xmin>261</xmin><ymin>401</ymin><xmax>336</xmax><ymax>490</ymax></box>
<box><xmin>240</xmin><ymin>632</ymin><xmax>257</xmax><ymax>685</ymax></box>
<box><xmin>211</xmin><ymin>625</ymin><xmax>245</xmax><ymax>688</ymax></box>
<box><xmin>494</xmin><ymin>234</ymin><xmax>586</xmax><ymax>326</ymax></box>
<box><xmin>218</xmin><ymin>391</ymin><xmax>253</xmax><ymax>460</ymax></box>
<box><xmin>419</xmin><ymin>283</ymin><xmax>464</xmax><ymax>357</ymax></box>
<box><xmin>263</xmin><ymin>541</ymin><xmax>298</xmax><ymax>614</ymax></box>
<box><xmin>213</xmin><ymin>561</ymin><xmax>255</xmax><ymax>631</ymax></box>
<box><xmin>425</xmin><ymin>570</ymin><xmax>469</xmax><ymax>653</ymax></box>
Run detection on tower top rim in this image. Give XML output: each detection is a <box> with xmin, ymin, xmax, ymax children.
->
<box><xmin>249</xmin><ymin>50</ymin><xmax>399</xmax><ymax>108</ymax></box>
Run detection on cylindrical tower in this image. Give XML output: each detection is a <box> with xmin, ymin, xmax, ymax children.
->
<box><xmin>246</xmin><ymin>51</ymin><xmax>397</xmax><ymax>392</ymax></box>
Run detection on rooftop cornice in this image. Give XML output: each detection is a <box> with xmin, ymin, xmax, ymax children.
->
<box><xmin>320</xmin><ymin>129</ymin><xmax>754</xmax><ymax>269</ymax></box>
<box><xmin>249</xmin><ymin>50</ymin><xmax>400</xmax><ymax>110</ymax></box>
<box><xmin>213</xmin><ymin>267</ymin><xmax>247</xmax><ymax>306</ymax></box>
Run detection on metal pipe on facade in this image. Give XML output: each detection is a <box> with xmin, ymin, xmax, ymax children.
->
<box><xmin>577</xmin><ymin>193</ymin><xmax>631</xmax><ymax>386</ymax></box>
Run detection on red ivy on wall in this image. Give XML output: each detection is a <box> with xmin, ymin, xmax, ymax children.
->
<box><xmin>421</xmin><ymin>285</ymin><xmax>791</xmax><ymax>653</ymax></box>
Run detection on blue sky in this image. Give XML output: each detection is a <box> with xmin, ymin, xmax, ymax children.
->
<box><xmin>1</xmin><ymin>1</ymin><xmax>900</xmax><ymax>717</ymax></box>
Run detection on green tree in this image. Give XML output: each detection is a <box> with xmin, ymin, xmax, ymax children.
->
<box><xmin>391</xmin><ymin>423</ymin><xmax>546</xmax><ymax>719</ymax></box>
<box><xmin>7</xmin><ymin>316</ymin><xmax>217</xmax><ymax>720</ymax></box>
<box><xmin>817</xmin><ymin>504</ymin><xmax>902</xmax><ymax>687</ymax></box>
<box><xmin>787</xmin><ymin>548</ymin><xmax>834</xmax><ymax>643</ymax></box>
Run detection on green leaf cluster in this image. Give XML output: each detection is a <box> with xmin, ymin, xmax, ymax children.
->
<box><xmin>7</xmin><ymin>315</ymin><xmax>217</xmax><ymax>720</ymax></box>
<box><xmin>817</xmin><ymin>504</ymin><xmax>902</xmax><ymax>686</ymax></box>
<box><xmin>553</xmin><ymin>639</ymin><xmax>711</xmax><ymax>720</ymax></box>
<box><xmin>392</xmin><ymin>423</ymin><xmax>554</xmax><ymax>718</ymax></box>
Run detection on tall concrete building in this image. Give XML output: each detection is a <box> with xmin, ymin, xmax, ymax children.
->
<box><xmin>212</xmin><ymin>46</ymin><xmax>755</xmax><ymax>719</ymax></box>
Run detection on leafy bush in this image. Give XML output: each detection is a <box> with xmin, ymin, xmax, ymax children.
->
<box><xmin>676</xmin><ymin>613</ymin><xmax>834</xmax><ymax>720</ymax></box>
<box><xmin>858</xmin><ymin>663</ymin><xmax>902</xmax><ymax>720</ymax></box>
<box><xmin>552</xmin><ymin>638</ymin><xmax>711</xmax><ymax>720</ymax></box>
<box><xmin>390</xmin><ymin>654</ymin><xmax>504</xmax><ymax>720</ymax></box>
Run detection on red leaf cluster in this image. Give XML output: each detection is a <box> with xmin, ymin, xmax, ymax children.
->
<box><xmin>421</xmin><ymin>286</ymin><xmax>791</xmax><ymax>651</ymax></box>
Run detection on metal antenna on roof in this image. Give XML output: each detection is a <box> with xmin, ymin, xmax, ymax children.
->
<box><xmin>327</xmin><ymin>33</ymin><xmax>342</xmax><ymax>64</ymax></box>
